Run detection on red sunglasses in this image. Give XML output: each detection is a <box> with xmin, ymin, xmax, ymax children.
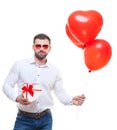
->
<box><xmin>34</xmin><ymin>44</ymin><xmax>49</xmax><ymax>50</ymax></box>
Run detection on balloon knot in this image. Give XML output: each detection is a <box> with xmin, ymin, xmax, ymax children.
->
<box><xmin>88</xmin><ymin>70</ymin><xmax>91</xmax><ymax>73</ymax></box>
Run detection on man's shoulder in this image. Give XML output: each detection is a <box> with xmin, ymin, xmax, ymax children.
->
<box><xmin>48</xmin><ymin>61</ymin><xmax>60</xmax><ymax>72</ymax></box>
<box><xmin>14</xmin><ymin>57</ymin><xmax>33</xmax><ymax>66</ymax></box>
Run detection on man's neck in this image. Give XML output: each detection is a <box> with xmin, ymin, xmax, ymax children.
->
<box><xmin>34</xmin><ymin>56</ymin><xmax>47</xmax><ymax>66</ymax></box>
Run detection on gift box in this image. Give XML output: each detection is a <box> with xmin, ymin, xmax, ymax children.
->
<box><xmin>21</xmin><ymin>83</ymin><xmax>42</xmax><ymax>102</ymax></box>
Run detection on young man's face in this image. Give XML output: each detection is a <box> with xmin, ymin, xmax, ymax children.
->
<box><xmin>32</xmin><ymin>38</ymin><xmax>51</xmax><ymax>60</ymax></box>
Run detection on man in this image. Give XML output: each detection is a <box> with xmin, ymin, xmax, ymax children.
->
<box><xmin>2</xmin><ymin>33</ymin><xmax>85</xmax><ymax>130</ymax></box>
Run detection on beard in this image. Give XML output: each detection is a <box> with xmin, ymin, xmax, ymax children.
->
<box><xmin>35</xmin><ymin>51</ymin><xmax>48</xmax><ymax>60</ymax></box>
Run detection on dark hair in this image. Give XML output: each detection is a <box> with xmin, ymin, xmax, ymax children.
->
<box><xmin>33</xmin><ymin>33</ymin><xmax>51</xmax><ymax>44</ymax></box>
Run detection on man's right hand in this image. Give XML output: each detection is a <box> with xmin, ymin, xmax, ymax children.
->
<box><xmin>16</xmin><ymin>94</ymin><xmax>31</xmax><ymax>105</ymax></box>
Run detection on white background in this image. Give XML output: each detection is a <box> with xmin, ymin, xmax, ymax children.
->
<box><xmin>0</xmin><ymin>0</ymin><xmax>117</xmax><ymax>130</ymax></box>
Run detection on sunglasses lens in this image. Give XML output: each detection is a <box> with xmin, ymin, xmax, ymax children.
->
<box><xmin>35</xmin><ymin>44</ymin><xmax>41</xmax><ymax>49</ymax></box>
<box><xmin>43</xmin><ymin>45</ymin><xmax>49</xmax><ymax>49</ymax></box>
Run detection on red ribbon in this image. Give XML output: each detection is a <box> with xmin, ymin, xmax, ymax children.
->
<box><xmin>22</xmin><ymin>83</ymin><xmax>41</xmax><ymax>98</ymax></box>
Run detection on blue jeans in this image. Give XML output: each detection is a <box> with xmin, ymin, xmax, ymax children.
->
<box><xmin>13</xmin><ymin>111</ymin><xmax>53</xmax><ymax>130</ymax></box>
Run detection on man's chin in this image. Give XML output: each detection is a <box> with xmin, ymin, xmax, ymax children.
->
<box><xmin>36</xmin><ymin>55</ymin><xmax>46</xmax><ymax>60</ymax></box>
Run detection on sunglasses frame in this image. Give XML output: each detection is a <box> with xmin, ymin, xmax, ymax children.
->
<box><xmin>34</xmin><ymin>44</ymin><xmax>49</xmax><ymax>50</ymax></box>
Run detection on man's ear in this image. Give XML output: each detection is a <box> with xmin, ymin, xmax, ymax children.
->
<box><xmin>49</xmin><ymin>46</ymin><xmax>51</xmax><ymax>52</ymax></box>
<box><xmin>32</xmin><ymin>44</ymin><xmax>35</xmax><ymax>51</ymax></box>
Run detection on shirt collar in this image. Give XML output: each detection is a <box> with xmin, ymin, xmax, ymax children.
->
<box><xmin>29</xmin><ymin>56</ymin><xmax>50</xmax><ymax>68</ymax></box>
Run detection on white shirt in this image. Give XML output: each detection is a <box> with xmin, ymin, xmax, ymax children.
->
<box><xmin>3</xmin><ymin>57</ymin><xmax>73</xmax><ymax>113</ymax></box>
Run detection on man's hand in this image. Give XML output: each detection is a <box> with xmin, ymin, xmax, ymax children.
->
<box><xmin>72</xmin><ymin>94</ymin><xmax>85</xmax><ymax>106</ymax></box>
<box><xmin>16</xmin><ymin>94</ymin><xmax>31</xmax><ymax>105</ymax></box>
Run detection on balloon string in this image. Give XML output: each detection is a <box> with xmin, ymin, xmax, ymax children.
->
<box><xmin>75</xmin><ymin>51</ymin><xmax>91</xmax><ymax>120</ymax></box>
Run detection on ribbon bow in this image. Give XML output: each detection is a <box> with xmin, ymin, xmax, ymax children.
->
<box><xmin>22</xmin><ymin>83</ymin><xmax>41</xmax><ymax>99</ymax></box>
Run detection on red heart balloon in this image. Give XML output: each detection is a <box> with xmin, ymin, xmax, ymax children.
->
<box><xmin>65</xmin><ymin>24</ymin><xmax>85</xmax><ymax>49</ymax></box>
<box><xmin>84</xmin><ymin>39</ymin><xmax>112</xmax><ymax>71</ymax></box>
<box><xmin>67</xmin><ymin>10</ymin><xmax>103</xmax><ymax>44</ymax></box>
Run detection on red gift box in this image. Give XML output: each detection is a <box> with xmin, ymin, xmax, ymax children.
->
<box><xmin>22</xmin><ymin>83</ymin><xmax>42</xmax><ymax>101</ymax></box>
